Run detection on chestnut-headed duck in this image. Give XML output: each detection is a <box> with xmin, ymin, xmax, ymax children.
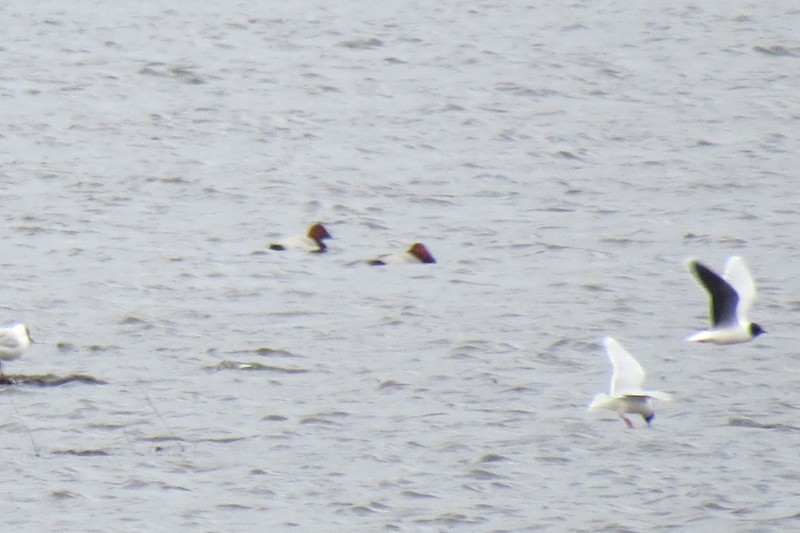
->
<box><xmin>368</xmin><ymin>243</ymin><xmax>436</xmax><ymax>265</ymax></box>
<box><xmin>269</xmin><ymin>223</ymin><xmax>332</xmax><ymax>253</ymax></box>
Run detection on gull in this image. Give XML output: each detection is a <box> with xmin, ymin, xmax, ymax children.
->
<box><xmin>269</xmin><ymin>223</ymin><xmax>332</xmax><ymax>253</ymax></box>
<box><xmin>687</xmin><ymin>256</ymin><xmax>765</xmax><ymax>344</ymax></box>
<box><xmin>588</xmin><ymin>337</ymin><xmax>671</xmax><ymax>428</ymax></box>
<box><xmin>0</xmin><ymin>323</ymin><xmax>33</xmax><ymax>384</ymax></box>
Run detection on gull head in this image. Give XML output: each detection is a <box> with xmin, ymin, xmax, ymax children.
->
<box><xmin>749</xmin><ymin>323</ymin><xmax>765</xmax><ymax>337</ymax></box>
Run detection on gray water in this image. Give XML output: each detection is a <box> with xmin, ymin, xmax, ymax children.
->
<box><xmin>1</xmin><ymin>1</ymin><xmax>799</xmax><ymax>531</ymax></box>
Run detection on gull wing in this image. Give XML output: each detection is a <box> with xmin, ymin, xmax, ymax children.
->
<box><xmin>603</xmin><ymin>337</ymin><xmax>645</xmax><ymax>396</ymax></box>
<box><xmin>689</xmin><ymin>260</ymin><xmax>739</xmax><ymax>327</ymax></box>
<box><xmin>630</xmin><ymin>390</ymin><xmax>673</xmax><ymax>402</ymax></box>
<box><xmin>723</xmin><ymin>256</ymin><xmax>756</xmax><ymax>321</ymax></box>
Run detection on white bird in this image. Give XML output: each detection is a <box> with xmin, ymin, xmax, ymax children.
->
<box><xmin>687</xmin><ymin>256</ymin><xmax>765</xmax><ymax>344</ymax></box>
<box><xmin>367</xmin><ymin>243</ymin><xmax>436</xmax><ymax>265</ymax></box>
<box><xmin>588</xmin><ymin>337</ymin><xmax>671</xmax><ymax>428</ymax></box>
<box><xmin>269</xmin><ymin>222</ymin><xmax>332</xmax><ymax>253</ymax></box>
<box><xmin>0</xmin><ymin>323</ymin><xmax>33</xmax><ymax>384</ymax></box>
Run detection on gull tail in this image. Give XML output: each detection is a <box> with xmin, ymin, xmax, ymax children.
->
<box><xmin>588</xmin><ymin>393</ymin><xmax>613</xmax><ymax>411</ymax></box>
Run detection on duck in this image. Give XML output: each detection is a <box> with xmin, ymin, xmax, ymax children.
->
<box><xmin>367</xmin><ymin>243</ymin><xmax>436</xmax><ymax>265</ymax></box>
<box><xmin>269</xmin><ymin>223</ymin><xmax>332</xmax><ymax>253</ymax></box>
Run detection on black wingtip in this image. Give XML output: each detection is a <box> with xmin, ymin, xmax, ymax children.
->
<box><xmin>269</xmin><ymin>244</ymin><xmax>285</xmax><ymax>251</ymax></box>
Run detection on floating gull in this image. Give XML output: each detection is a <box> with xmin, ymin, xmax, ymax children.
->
<box><xmin>0</xmin><ymin>323</ymin><xmax>33</xmax><ymax>384</ymax></box>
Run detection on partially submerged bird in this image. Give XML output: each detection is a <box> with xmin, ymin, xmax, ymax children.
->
<box><xmin>589</xmin><ymin>337</ymin><xmax>671</xmax><ymax>428</ymax></box>
<box><xmin>269</xmin><ymin>223</ymin><xmax>332</xmax><ymax>253</ymax></box>
<box><xmin>367</xmin><ymin>243</ymin><xmax>436</xmax><ymax>265</ymax></box>
<box><xmin>687</xmin><ymin>256</ymin><xmax>764</xmax><ymax>344</ymax></box>
<box><xmin>0</xmin><ymin>323</ymin><xmax>33</xmax><ymax>384</ymax></box>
